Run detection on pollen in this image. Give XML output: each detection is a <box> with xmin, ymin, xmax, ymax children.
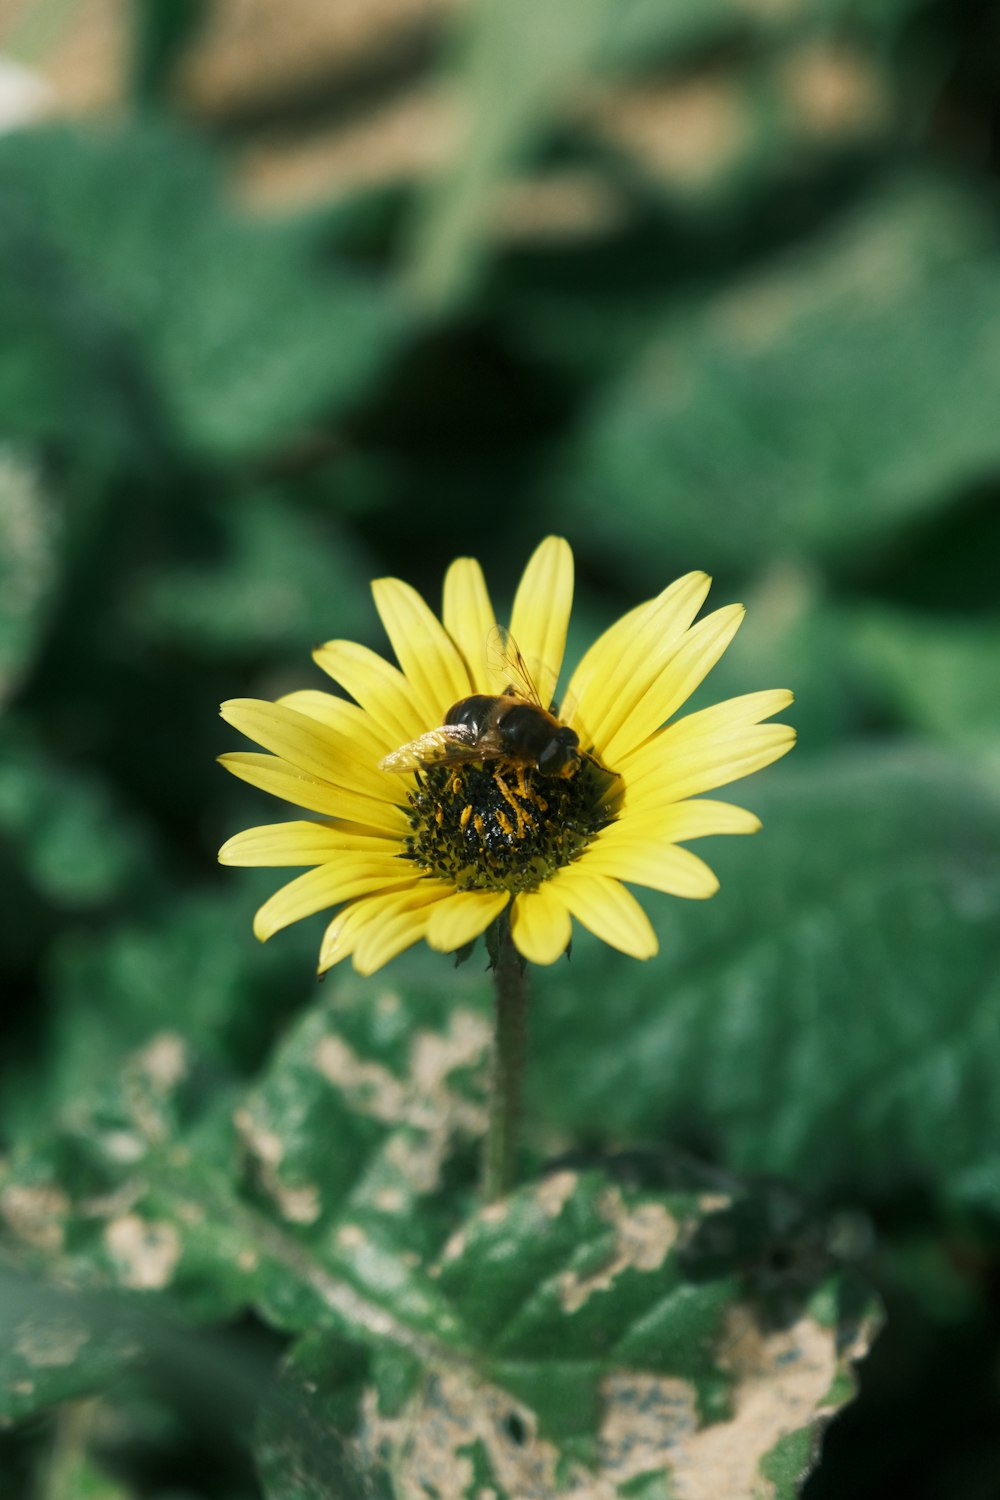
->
<box><xmin>403</xmin><ymin>759</ymin><xmax>617</xmax><ymax>894</ymax></box>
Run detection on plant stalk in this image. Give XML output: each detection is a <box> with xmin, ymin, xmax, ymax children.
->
<box><xmin>482</xmin><ymin>912</ymin><xmax>528</xmax><ymax>1201</ymax></box>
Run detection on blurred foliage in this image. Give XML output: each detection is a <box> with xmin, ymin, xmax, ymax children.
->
<box><xmin>2</xmin><ymin>0</ymin><xmax>1000</xmax><ymax>1495</ymax></box>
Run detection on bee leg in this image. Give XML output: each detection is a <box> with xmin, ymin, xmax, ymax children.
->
<box><xmin>512</xmin><ymin>765</ymin><xmax>537</xmax><ymax>831</ymax></box>
<box><xmin>491</xmin><ymin>766</ymin><xmax>512</xmax><ymax>807</ymax></box>
<box><xmin>492</xmin><ymin>766</ymin><xmax>533</xmax><ymax>839</ymax></box>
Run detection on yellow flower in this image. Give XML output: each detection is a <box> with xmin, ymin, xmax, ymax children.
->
<box><xmin>218</xmin><ymin>537</ymin><xmax>794</xmax><ymax>975</ymax></box>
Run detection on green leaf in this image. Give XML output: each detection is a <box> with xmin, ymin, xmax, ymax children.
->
<box><xmin>0</xmin><ymin>1271</ymin><xmax>138</xmax><ymax>1425</ymax></box>
<box><xmin>123</xmin><ymin>493</ymin><xmax>376</xmax><ymax>659</ymax></box>
<box><xmin>408</xmin><ymin>0</ymin><xmax>912</xmax><ymax>309</ymax></box>
<box><xmin>0</xmin><ymin>725</ymin><xmax>149</xmax><ymax>912</ymax></box>
<box><xmin>0</xmin><ymin>446</ymin><xmax>59</xmax><ymax>708</ymax></box>
<box><xmin>557</xmin><ymin>180</ymin><xmax>1000</xmax><ymax>575</ymax></box>
<box><xmin>215</xmin><ymin>966</ymin><xmax>491</xmax><ymax>1337</ymax></box>
<box><xmin>633</xmin><ymin>564</ymin><xmax>867</xmax><ymax>754</ymax></box>
<box><xmin>598</xmin><ymin>0</ymin><xmax>929</xmax><ymax>69</ymax></box>
<box><xmin>0</xmin><ymin>122</ymin><xmax>402</xmax><ymax>461</ymax></box>
<box><xmin>4</xmin><ymin>885</ymin><xmax>315</xmax><ymax>1140</ymax></box>
<box><xmin>0</xmin><ymin>1264</ymin><xmax>276</xmax><ymax>1453</ymax></box>
<box><xmin>597</xmin><ymin>0</ymin><xmax>783</xmax><ymax>66</ymax></box>
<box><xmin>0</xmin><ymin>963</ymin><xmax>492</xmax><ymax>1328</ymax></box>
<box><xmin>255</xmin><ymin>1330</ymin><xmax>387</xmax><ymax>1500</ymax></box>
<box><xmin>261</xmin><ymin>1174</ymin><xmax>877</xmax><ymax>1499</ymax></box>
<box><xmin>528</xmin><ymin>747</ymin><xmax>1000</xmax><ymax>1206</ymax></box>
<box><xmin>758</xmin><ymin>1424</ymin><xmax>819</xmax><ymax>1500</ymax></box>
<box><xmin>2</xmin><ymin>934</ymin><xmax>875</xmax><ymax>1495</ymax></box>
<box><xmin>848</xmin><ymin>608</ymin><xmax>1000</xmax><ymax>765</ymax></box>
<box><xmin>130</xmin><ymin>0</ymin><xmax>208</xmax><ymax>101</ymax></box>
<box><xmin>408</xmin><ymin>0</ymin><xmax>617</xmax><ymax>309</ymax></box>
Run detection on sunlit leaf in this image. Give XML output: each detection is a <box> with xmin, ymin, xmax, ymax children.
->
<box><xmin>259</xmin><ymin>1173</ymin><xmax>877</xmax><ymax>1500</ymax></box>
<box><xmin>1</xmin><ymin>957</ymin><xmax>876</xmax><ymax>1496</ymax></box>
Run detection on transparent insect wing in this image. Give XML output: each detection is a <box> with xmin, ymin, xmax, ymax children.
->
<box><xmin>486</xmin><ymin>626</ymin><xmax>549</xmax><ymax>709</ymax></box>
<box><xmin>379</xmin><ymin>724</ymin><xmax>479</xmax><ymax>773</ymax></box>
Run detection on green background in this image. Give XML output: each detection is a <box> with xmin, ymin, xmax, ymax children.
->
<box><xmin>1</xmin><ymin>0</ymin><xmax>999</xmax><ymax>1495</ymax></box>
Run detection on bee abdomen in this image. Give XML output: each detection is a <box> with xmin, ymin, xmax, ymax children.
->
<box><xmin>444</xmin><ymin>695</ymin><xmax>495</xmax><ymax>735</ymax></box>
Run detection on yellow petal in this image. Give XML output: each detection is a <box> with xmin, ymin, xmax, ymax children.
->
<box><xmin>278</xmin><ymin>689</ymin><xmax>395</xmax><ymax>758</ymax></box>
<box><xmin>313</xmin><ymin>639</ymin><xmax>426</xmax><ymax>745</ymax></box>
<box><xmin>351</xmin><ymin>883</ymin><xmax>456</xmax><ymax>975</ymax></box>
<box><xmin>565</xmin><ymin>572</ymin><xmax>711</xmax><ymax>753</ymax></box>
<box><xmin>219</xmin><ymin>821</ymin><xmax>395</xmax><ymax>867</ymax></box>
<box><xmin>618</xmin><ymin>690</ymin><xmax>795</xmax><ymax>799</ymax></box>
<box><xmin>318</xmin><ymin>896</ymin><xmax>381</xmax><ymax>973</ymax></box>
<box><xmin>371</xmin><ymin>577</ymin><xmax>471</xmax><ymax>726</ymax></box>
<box><xmin>583</xmin><ymin>838</ymin><xmax>719</xmax><ymax>898</ymax></box>
<box><xmin>426</xmin><ymin>889</ymin><xmax>510</xmax><ymax>953</ymax></box>
<box><xmin>601</xmin><ymin>604</ymin><xmax>746</xmax><ymax>765</ymax></box>
<box><xmin>508</xmin><ymin>536</ymin><xmax>574</xmax><ymax>711</ymax></box>
<box><xmin>319</xmin><ymin>882</ymin><xmax>446</xmax><ymax>978</ymax></box>
<box><xmin>318</xmin><ymin>884</ymin><xmax>452</xmax><ymax>974</ymax></box>
<box><xmin>253</xmin><ymin>859</ymin><xmax>417</xmax><ymax>941</ymax></box>
<box><xmin>621</xmin><ymin>689</ymin><xmax>793</xmax><ymax>780</ymax></box>
<box><xmin>220</xmin><ymin>699</ymin><xmax>388</xmax><ymax>799</ymax></box>
<box><xmin>550</xmin><ymin>868</ymin><xmax>658</xmax><ymax>959</ymax></box>
<box><xmin>600</xmin><ymin>798</ymin><xmax>761</xmax><ymax>844</ymax></box>
<box><xmin>218</xmin><ymin>752</ymin><xmax>407</xmax><ymax>833</ymax></box>
<box><xmin>510</xmin><ymin>884</ymin><xmax>572</xmax><ymax>965</ymax></box>
<box><xmin>442</xmin><ymin>557</ymin><xmax>500</xmax><ymax>694</ymax></box>
<box><xmin>624</xmin><ymin>723</ymin><xmax>797</xmax><ymax>810</ymax></box>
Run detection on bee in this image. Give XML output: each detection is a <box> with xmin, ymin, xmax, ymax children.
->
<box><xmin>379</xmin><ymin>629</ymin><xmax>587</xmax><ymax>779</ymax></box>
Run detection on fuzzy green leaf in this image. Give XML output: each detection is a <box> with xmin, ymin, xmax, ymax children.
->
<box><xmin>559</xmin><ymin>181</ymin><xmax>1000</xmax><ymax>575</ymax></box>
<box><xmin>529</xmin><ymin>747</ymin><xmax>1000</xmax><ymax>1205</ymax></box>
<box><xmin>0</xmin><ymin>122</ymin><xmax>401</xmax><ymax>461</ymax></box>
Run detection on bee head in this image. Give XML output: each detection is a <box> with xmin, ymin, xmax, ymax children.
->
<box><xmin>538</xmin><ymin>726</ymin><xmax>581</xmax><ymax>779</ymax></box>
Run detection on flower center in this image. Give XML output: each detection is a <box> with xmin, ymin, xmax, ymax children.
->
<box><xmin>403</xmin><ymin>758</ymin><xmax>617</xmax><ymax>894</ymax></box>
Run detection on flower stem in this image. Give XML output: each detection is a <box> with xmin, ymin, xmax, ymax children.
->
<box><xmin>483</xmin><ymin>912</ymin><xmax>528</xmax><ymax>1202</ymax></box>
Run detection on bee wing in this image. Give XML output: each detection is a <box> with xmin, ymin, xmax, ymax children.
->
<box><xmin>485</xmin><ymin>628</ymin><xmax>614</xmax><ymax>775</ymax></box>
<box><xmin>486</xmin><ymin>625</ymin><xmax>548</xmax><ymax>710</ymax></box>
<box><xmin>379</xmin><ymin>724</ymin><xmax>484</xmax><ymax>773</ymax></box>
